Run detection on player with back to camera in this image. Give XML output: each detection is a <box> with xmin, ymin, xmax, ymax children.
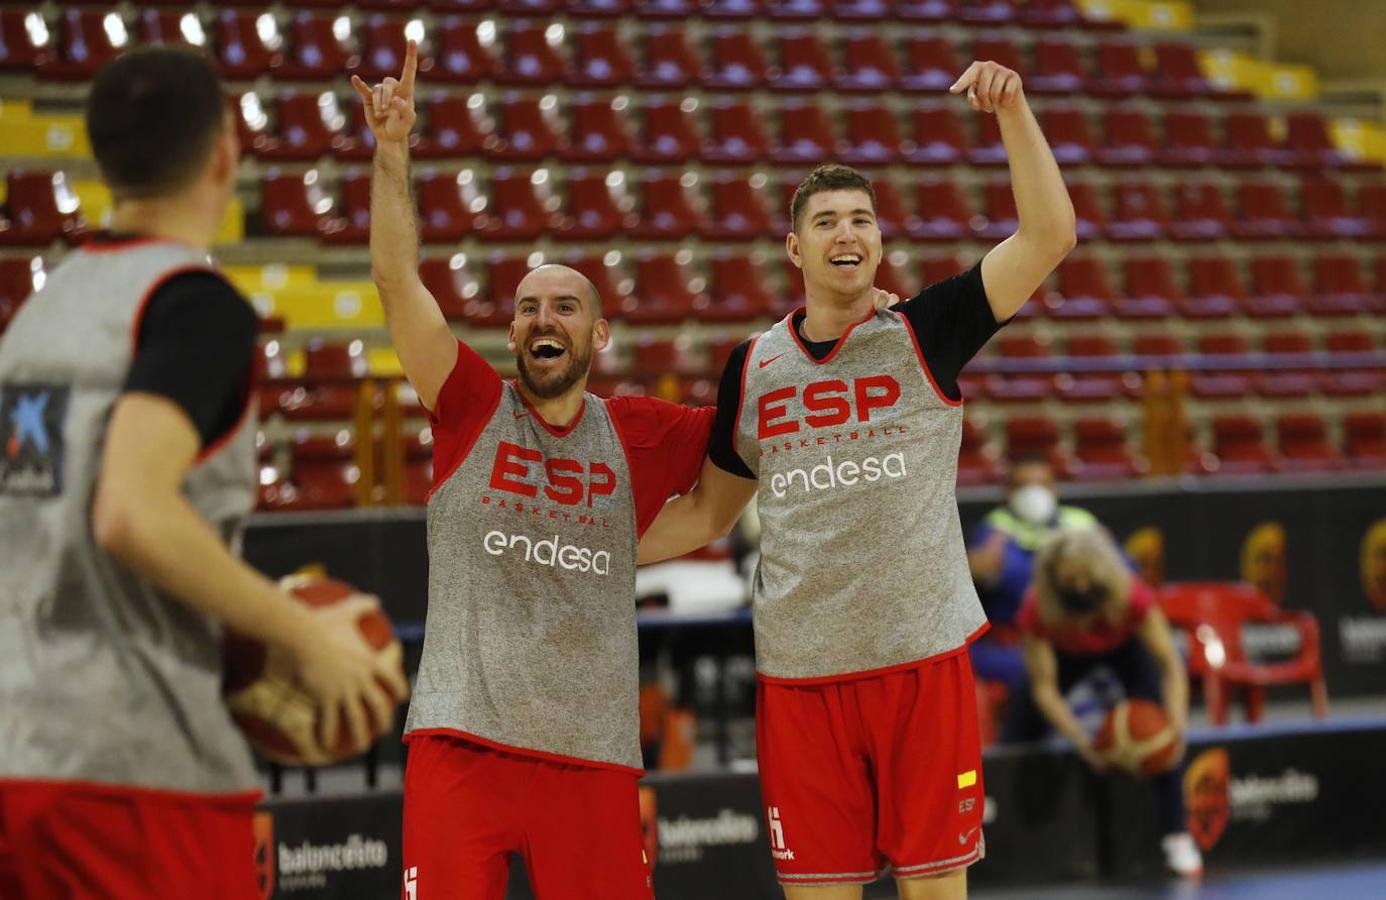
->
<box><xmin>0</xmin><ymin>47</ymin><xmax>407</xmax><ymax>899</ymax></box>
<box><xmin>637</xmin><ymin>61</ymin><xmax>1075</xmax><ymax>898</ymax></box>
<box><xmin>1009</xmin><ymin>529</ymin><xmax>1202</xmax><ymax>878</ymax></box>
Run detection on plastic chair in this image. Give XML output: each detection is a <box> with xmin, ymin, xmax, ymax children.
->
<box><xmin>1157</xmin><ymin>582</ymin><xmax>1328</xmax><ymax>725</ymax></box>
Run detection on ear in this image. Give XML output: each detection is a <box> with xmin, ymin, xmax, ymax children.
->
<box><xmin>785</xmin><ymin>231</ymin><xmax>802</xmax><ymax>269</ymax></box>
<box><xmin>506</xmin><ymin>320</ymin><xmax>518</xmax><ymax>353</ymax></box>
<box><xmin>591</xmin><ymin>317</ymin><xmax>611</xmax><ymax>354</ymax></box>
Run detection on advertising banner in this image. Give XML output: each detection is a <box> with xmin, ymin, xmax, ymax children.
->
<box><xmin>257</xmin><ymin>794</ymin><xmax>402</xmax><ymax>899</ymax></box>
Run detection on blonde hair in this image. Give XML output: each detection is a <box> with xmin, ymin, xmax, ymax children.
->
<box><xmin>1032</xmin><ymin>528</ymin><xmax>1132</xmax><ymax>626</ymax></box>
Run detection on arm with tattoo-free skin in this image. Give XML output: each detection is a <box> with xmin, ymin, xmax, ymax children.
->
<box><xmin>636</xmin><ymin>458</ymin><xmax>757</xmax><ymax>564</ymax></box>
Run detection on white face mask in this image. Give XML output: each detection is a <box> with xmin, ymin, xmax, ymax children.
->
<box><xmin>1010</xmin><ymin>484</ymin><xmax>1058</xmax><ymax>525</ymax></box>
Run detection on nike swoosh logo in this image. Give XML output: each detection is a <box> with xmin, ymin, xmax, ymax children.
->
<box><xmin>958</xmin><ymin>826</ymin><xmax>981</xmax><ymax>846</ymax></box>
<box><xmin>758</xmin><ymin>354</ymin><xmax>784</xmax><ymax>369</ymax></box>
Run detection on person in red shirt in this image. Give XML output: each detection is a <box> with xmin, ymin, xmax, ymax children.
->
<box><xmin>1011</xmin><ymin>528</ymin><xmax>1202</xmax><ymax>878</ymax></box>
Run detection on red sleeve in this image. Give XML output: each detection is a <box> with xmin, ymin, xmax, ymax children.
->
<box><xmin>605</xmin><ymin>396</ymin><xmax>716</xmax><ymax>538</ymax></box>
<box><xmin>428</xmin><ymin>340</ymin><xmax>503</xmax><ymax>491</ymax></box>
<box><xmin>1126</xmin><ymin>576</ymin><xmax>1156</xmax><ymax>625</ymax></box>
<box><xmin>1016</xmin><ymin>590</ymin><xmax>1042</xmax><ymax>638</ymax></box>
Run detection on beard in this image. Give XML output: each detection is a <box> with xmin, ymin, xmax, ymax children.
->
<box><xmin>516</xmin><ymin>341</ymin><xmax>593</xmax><ymax>399</ymax></box>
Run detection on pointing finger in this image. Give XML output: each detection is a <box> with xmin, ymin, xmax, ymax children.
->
<box><xmin>950</xmin><ymin>61</ymin><xmax>979</xmax><ymax>94</ymax></box>
<box><xmin>401</xmin><ymin>39</ymin><xmax>418</xmax><ymax>96</ymax></box>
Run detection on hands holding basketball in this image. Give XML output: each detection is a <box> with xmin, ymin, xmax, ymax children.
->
<box><xmin>351</xmin><ymin>39</ymin><xmax>420</xmax><ymax>145</ymax></box>
<box><xmin>950</xmin><ymin>60</ymin><xmax>1026</xmax><ymax>114</ymax></box>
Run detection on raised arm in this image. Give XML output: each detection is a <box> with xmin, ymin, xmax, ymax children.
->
<box><xmin>637</xmin><ymin>457</ymin><xmax>758</xmax><ymax>565</ymax></box>
<box><xmin>351</xmin><ymin>40</ymin><xmax>457</xmax><ymax>412</ymax></box>
<box><xmin>950</xmin><ymin>61</ymin><xmax>1077</xmax><ymax>321</ymax></box>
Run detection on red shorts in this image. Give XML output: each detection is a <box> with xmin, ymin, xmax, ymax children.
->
<box><xmin>755</xmin><ymin>652</ymin><xmax>985</xmax><ymax>887</ymax></box>
<box><xmin>0</xmin><ymin>779</ymin><xmax>260</xmax><ymax>900</ymax></box>
<box><xmin>403</xmin><ymin>733</ymin><xmax>653</xmax><ymax>900</ymax></box>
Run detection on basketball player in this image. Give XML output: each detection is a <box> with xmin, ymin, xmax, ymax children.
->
<box><xmin>352</xmin><ymin>43</ymin><xmax>715</xmax><ymax>898</ymax></box>
<box><xmin>0</xmin><ymin>48</ymin><xmax>407</xmax><ymax>899</ymax></box>
<box><xmin>638</xmin><ymin>61</ymin><xmax>1076</xmax><ymax>898</ymax></box>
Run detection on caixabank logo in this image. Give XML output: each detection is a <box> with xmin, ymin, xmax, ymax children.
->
<box><xmin>1184</xmin><ymin>748</ymin><xmax>1320</xmax><ymax>851</ymax></box>
<box><xmin>0</xmin><ymin>383</ymin><xmax>70</xmax><ymax>496</ymax></box>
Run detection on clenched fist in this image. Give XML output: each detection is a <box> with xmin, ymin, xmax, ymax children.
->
<box><xmin>950</xmin><ymin>60</ymin><xmax>1025</xmax><ymax>114</ymax></box>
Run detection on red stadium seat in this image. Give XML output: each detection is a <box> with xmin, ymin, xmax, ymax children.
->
<box><xmin>1108</xmin><ymin>180</ymin><xmax>1167</xmax><ymax>242</ymax></box>
<box><xmin>1181</xmin><ymin>256</ymin><xmax>1243</xmax><ymax>319</ymax></box>
<box><xmin>1320</xmin><ymin>331</ymin><xmax>1384</xmax><ymax>397</ymax></box>
<box><xmin>1151</xmin><ymin>42</ymin><xmax>1241</xmax><ymax>100</ymax></box>
<box><xmin>563</xmin><ymin>252</ymin><xmax>633</xmax><ymax>320</ymax></box>
<box><xmin>1042</xmin><ymin>107</ymin><xmax>1096</xmax><ymax>166</ymax></box>
<box><xmin>273</xmin><ymin>13</ymin><xmax>358</xmax><ymax>81</ymax></box>
<box><xmin>769</xmin><ymin>0</ymin><xmax>826</xmax><ymax>19</ymax></box>
<box><xmin>1256</xmin><ymin>332</ymin><xmax>1319</xmax><ymax>399</ymax></box>
<box><xmin>970</xmin><ymin>114</ymin><xmax>1009</xmax><ymax>167</ymax></box>
<box><xmin>488</xmin><ymin>96</ymin><xmax>564</xmax><ymax>161</ymax></box>
<box><xmin>1005</xmin><ymin>416</ymin><xmax>1069</xmax><ymax>477</ymax></box>
<box><xmin>358</xmin><ymin>16</ymin><xmax>419</xmax><ymax>80</ymax></box>
<box><xmin>1028</xmin><ymin>38</ymin><xmax>1085</xmax><ymax>95</ymax></box>
<box><xmin>1060</xmin><ymin>334</ymin><xmax>1133</xmax><ymax>403</ymax></box>
<box><xmin>838</xmin><ymin>33</ymin><xmax>900</xmax><ymax>92</ymax></box>
<box><xmin>633</xmin><ymin>100</ymin><xmax>702</xmax><ymax>163</ymax></box>
<box><xmin>415</xmin><ymin>169</ymin><xmax>490</xmax><ymax>242</ymax></box>
<box><xmin>904</xmin><ymin>105</ymin><xmax>967</xmax><ymax>166</ymax></box>
<box><xmin>1072</xmin><ymin>417</ymin><xmax>1142</xmax><ymax>481</ymax></box>
<box><xmin>970</xmin><ymin>36</ymin><xmax>1024</xmax><ymax>76</ymax></box>
<box><xmin>703</xmin><ymin>99</ymin><xmax>771</xmax><ymax>163</ymax></box>
<box><xmin>0</xmin><ymin>257</ymin><xmax>40</xmax><ymax>333</ymax></box>
<box><xmin>564</xmin><ymin>96</ymin><xmax>635</xmax><ymax>162</ymax></box>
<box><xmin>418</xmin><ymin>255</ymin><xmax>482</xmax><ymax>321</ymax></box>
<box><xmin>1210</xmin><ymin>415</ymin><xmax>1278</xmax><ymax>475</ymax></box>
<box><xmin>773</xmin><ymin>101</ymin><xmax>839</xmax><ymax>165</ymax></box>
<box><xmin>634</xmin><ymin>173</ymin><xmax>709</xmax><ymax>240</ymax></box>
<box><xmin>429</xmin><ymin>0</ymin><xmax>498</xmax><ymax>9</ymax></box>
<box><xmin>569</xmin><ymin>25</ymin><xmax>634</xmax><ymax>86</ymax></box>
<box><xmin>1300</xmin><ymin>178</ymin><xmax>1377</xmax><ymax>240</ymax></box>
<box><xmin>1310</xmin><ymin>253</ymin><xmax>1381</xmax><ymax>316</ymax></box>
<box><xmin>497</xmin><ymin>23</ymin><xmax>566</xmax><ymax>85</ymax></box>
<box><xmin>1160</xmin><ymin>109</ymin><xmax>1217</xmax><ymax>168</ymax></box>
<box><xmin>1361</xmin><ymin>183</ymin><xmax>1386</xmax><ymax>236</ymax></box>
<box><xmin>37</xmin><ymin>9</ymin><xmax>123</xmax><ymax>80</ymax></box>
<box><xmin>1169</xmin><ymin>182</ymin><xmax>1230</xmax><ymax>242</ymax></box>
<box><xmin>1191</xmin><ymin>334</ymin><xmax>1255</xmax><ymax>400</ymax></box>
<box><xmin>285</xmin><ymin>431</ymin><xmax>359</xmax><ymax>509</ymax></box>
<box><xmin>321</xmin><ymin>170</ymin><xmax>372</xmax><ymax>244</ymax></box>
<box><xmin>627</xmin><ymin>253</ymin><xmax>707</xmax><ymax>325</ymax></box>
<box><xmin>257</xmin><ymin>92</ymin><xmax>342</xmax><ymax>162</ymax></box>
<box><xmin>973</xmin><ymin>179</ymin><xmax>1017</xmax><ymax>241</ymax></box>
<box><xmin>1344</xmin><ymin>412</ymin><xmax>1386</xmax><ymax>469</ymax></box>
<box><xmin>638</xmin><ymin>25</ymin><xmax>702</xmax><ymax>89</ymax></box>
<box><xmin>1117</xmin><ymin>256</ymin><xmax>1180</xmax><ymax>319</ymax></box>
<box><xmin>0</xmin><ymin>171</ymin><xmax>84</xmax><ymax>246</ymax></box>
<box><xmin>706</xmin><ymin>253</ymin><xmax>775</xmax><ymax>322</ymax></box>
<box><xmin>1021</xmin><ymin>0</ymin><xmax>1087</xmax><ymax>30</ymax></box>
<box><xmin>1096</xmin><ymin>108</ymin><xmax>1156</xmax><ymax>168</ymax></box>
<box><xmin>900</xmin><ymin>35</ymin><xmax>959</xmax><ymax>93</ymax></box>
<box><xmin>1067</xmin><ymin>182</ymin><xmax>1108</xmax><ymax>242</ymax></box>
<box><xmin>1231</xmin><ymin>182</ymin><xmax>1300</xmax><ymax>240</ymax></box>
<box><xmin>432</xmin><ymin>17</ymin><xmax>496</xmax><ymax>83</ymax></box>
<box><xmin>1132</xmin><ymin>333</ymin><xmax>1183</xmax><ymax>357</ymax></box>
<box><xmin>1090</xmin><ymin>41</ymin><xmax>1148</xmax><ymax>98</ymax></box>
<box><xmin>1285</xmin><ymin>111</ymin><xmax>1362</xmax><ymax>170</ymax></box>
<box><xmin>335</xmin><ymin>99</ymin><xmax>381</xmax><ymax>161</ymax></box>
<box><xmin>841</xmin><ymin>104</ymin><xmax>904</xmax><ymax>165</ymax></box>
<box><xmin>703</xmin><ymin>27</ymin><xmax>769</xmax><ymax>90</ymax></box>
<box><xmin>986</xmin><ymin>335</ymin><xmax>1053</xmax><ymax>404</ymax></box>
<box><xmin>897</xmin><ymin>0</ymin><xmax>954</xmax><ymax>22</ymax></box>
<box><xmin>1050</xmin><ymin>257</ymin><xmax>1113</xmax><ymax>319</ymax></box>
<box><xmin>483</xmin><ymin>169</ymin><xmax>559</xmax><ymax>242</ymax></box>
<box><xmin>911</xmin><ymin>179</ymin><xmax>971</xmax><ymax>242</ymax></box>
<box><xmin>1277</xmin><ymin>413</ymin><xmax>1342</xmax><ymax>471</ymax></box>
<box><xmin>773</xmin><ymin>31</ymin><xmax>835</xmax><ymax>92</ymax></box>
<box><xmin>478</xmin><ymin>253</ymin><xmax>528</xmax><ymax>327</ymax></box>
<box><xmin>869</xmin><ymin>180</ymin><xmax>911</xmax><ymax>240</ymax></box>
<box><xmin>1246</xmin><ymin>255</ymin><xmax>1306</xmax><ymax>318</ymax></box>
<box><xmin>705</xmin><ymin>174</ymin><xmax>777</xmax><ymax>240</ymax></box>
<box><xmin>702</xmin><ymin>0</ymin><xmax>763</xmax><ymax>19</ymax></box>
<box><xmin>135</xmin><ymin>9</ymin><xmax>198</xmax><ymax>48</ymax></box>
<box><xmin>1221</xmin><ymin>112</ymin><xmax>1294</xmax><ymax>169</ymax></box>
<box><xmin>0</xmin><ymin>10</ymin><xmax>51</xmax><ymax>71</ymax></box>
<box><xmin>260</xmin><ymin>171</ymin><xmax>332</xmax><ymax>238</ymax></box>
<box><xmin>875</xmin><ymin>255</ymin><xmax>916</xmax><ymax>300</ymax></box>
<box><xmin>956</xmin><ymin>0</ymin><xmax>1015</xmax><ymax>25</ymax></box>
<box><xmin>1159</xmin><ymin>583</ymin><xmax>1327</xmax><ymax>724</ymax></box>
<box><xmin>415</xmin><ymin>94</ymin><xmax>490</xmax><ymax>159</ymax></box>
<box><xmin>636</xmin><ymin>0</ymin><xmax>698</xmax><ymax>17</ymax></box>
<box><xmin>957</xmin><ymin>417</ymin><xmax>998</xmax><ymax>486</ymax></box>
<box><xmin>557</xmin><ymin>171</ymin><xmax>633</xmax><ymax>241</ymax></box>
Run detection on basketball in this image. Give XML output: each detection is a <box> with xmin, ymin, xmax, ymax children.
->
<box><xmin>1094</xmin><ymin>699</ymin><xmax>1179</xmax><ymax>777</ymax></box>
<box><xmin>223</xmin><ymin>574</ymin><xmax>402</xmax><ymax>766</ymax></box>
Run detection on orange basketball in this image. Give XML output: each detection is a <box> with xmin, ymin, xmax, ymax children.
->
<box><xmin>223</xmin><ymin>574</ymin><xmax>402</xmax><ymax>766</ymax></box>
<box><xmin>1093</xmin><ymin>699</ymin><xmax>1179</xmax><ymax>777</ymax></box>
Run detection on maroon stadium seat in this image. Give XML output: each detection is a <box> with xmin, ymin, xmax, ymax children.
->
<box><xmin>638</xmin><ymin>26</ymin><xmax>701</xmax><ymax>89</ymax></box>
<box><xmin>321</xmin><ymin>170</ymin><xmax>372</xmax><ymax>244</ymax></box>
<box><xmin>633</xmin><ymin>173</ymin><xmax>709</xmax><ymax>240</ymax></box>
<box><xmin>704</xmin><ymin>174</ymin><xmax>777</xmax><ymax>240</ymax></box>
<box><xmin>633</xmin><ymin>100</ymin><xmax>702</xmax><ymax>163</ymax></box>
<box><xmin>627</xmin><ymin>253</ymin><xmax>707</xmax><ymax>325</ymax></box>
<box><xmin>1300</xmin><ymin>177</ymin><xmax>1377</xmax><ymax>240</ymax></box>
<box><xmin>837</xmin><ymin>33</ymin><xmax>900</xmax><ymax>92</ymax></box>
<box><xmin>260</xmin><ymin>171</ymin><xmax>333</xmax><ymax>238</ymax></box>
<box><xmin>1096</xmin><ymin>108</ymin><xmax>1156</xmax><ymax>168</ymax></box>
<box><xmin>432</xmin><ymin>17</ymin><xmax>496</xmax><ymax>83</ymax></box>
<box><xmin>1116</xmin><ymin>256</ymin><xmax>1180</xmax><ymax>319</ymax></box>
<box><xmin>1090</xmin><ymin>41</ymin><xmax>1148</xmax><ymax>98</ymax></box>
<box><xmin>904</xmin><ymin>104</ymin><xmax>967</xmax><ymax>166</ymax></box>
<box><xmin>772</xmin><ymin>101</ymin><xmax>838</xmax><ymax>165</ymax></box>
<box><xmin>1181</xmin><ymin>256</ymin><xmax>1243</xmax><ymax>319</ymax></box>
<box><xmin>556</xmin><ymin>170</ymin><xmax>632</xmax><ymax>241</ymax></box>
<box><xmin>1221</xmin><ymin>112</ymin><xmax>1294</xmax><ymax>169</ymax></box>
<box><xmin>911</xmin><ymin>179</ymin><xmax>972</xmax><ymax>242</ymax></box>
<box><xmin>484</xmin><ymin>169</ymin><xmax>560</xmax><ymax>241</ymax></box>
<box><xmin>37</xmin><ymin>9</ymin><xmax>123</xmax><ymax>80</ymax></box>
<box><xmin>1072</xmin><ymin>417</ymin><xmax>1142</xmax><ymax>481</ymax></box>
<box><xmin>1005</xmin><ymin>416</ymin><xmax>1070</xmax><ymax>478</ymax></box>
<box><xmin>1310</xmin><ymin>253</ymin><xmax>1380</xmax><ymax>316</ymax></box>
<box><xmin>1210</xmin><ymin>415</ymin><xmax>1278</xmax><ymax>475</ymax></box>
<box><xmin>1028</xmin><ymin>38</ymin><xmax>1085</xmax><ymax>95</ymax></box>
<box><xmin>706</xmin><ymin>253</ymin><xmax>775</xmax><ymax>322</ymax></box>
<box><xmin>1277</xmin><ymin>413</ymin><xmax>1342</xmax><ymax>472</ymax></box>
<box><xmin>900</xmin><ymin>35</ymin><xmax>959</xmax><ymax>93</ymax></box>
<box><xmin>1108</xmin><ymin>180</ymin><xmax>1167</xmax><ymax>242</ymax></box>
<box><xmin>497</xmin><ymin>23</ymin><xmax>566</xmax><ymax>85</ymax></box>
<box><xmin>415</xmin><ymin>168</ymin><xmax>490</xmax><ymax>242</ymax></box>
<box><xmin>1246</xmin><ymin>255</ymin><xmax>1306</xmax><ymax>318</ymax></box>
<box><xmin>568</xmin><ymin>24</ymin><xmax>634</xmax><ymax>86</ymax></box>
<box><xmin>273</xmin><ymin>13</ymin><xmax>358</xmax><ymax>81</ymax></box>
<box><xmin>257</xmin><ymin>92</ymin><xmax>342</xmax><ymax>162</ymax></box>
<box><xmin>1043</xmin><ymin>107</ymin><xmax>1097</xmax><ymax>167</ymax></box>
<box><xmin>703</xmin><ymin>99</ymin><xmax>772</xmax><ymax>163</ymax></box>
<box><xmin>1169</xmin><ymin>182</ymin><xmax>1230</xmax><ymax>242</ymax></box>
<box><xmin>0</xmin><ymin>171</ymin><xmax>85</xmax><ymax>246</ymax></box>
<box><xmin>415</xmin><ymin>94</ymin><xmax>490</xmax><ymax>159</ymax></box>
<box><xmin>487</xmin><ymin>96</ymin><xmax>564</xmax><ymax>161</ymax></box>
<box><xmin>0</xmin><ymin>10</ymin><xmax>51</xmax><ymax>71</ymax></box>
<box><xmin>564</xmin><ymin>96</ymin><xmax>635</xmax><ymax>162</ymax></box>
<box><xmin>418</xmin><ymin>255</ymin><xmax>482</xmax><ymax>321</ymax></box>
<box><xmin>703</xmin><ymin>28</ymin><xmax>769</xmax><ymax>90</ymax></box>
<box><xmin>773</xmin><ymin>31</ymin><xmax>836</xmax><ymax>92</ymax></box>
<box><xmin>1343</xmin><ymin>412</ymin><xmax>1386</xmax><ymax>469</ymax></box>
<box><xmin>1050</xmin><ymin>257</ymin><xmax>1114</xmax><ymax>319</ymax></box>
<box><xmin>1160</xmin><ymin>109</ymin><xmax>1217</xmax><ymax>168</ymax></box>
<box><xmin>1231</xmin><ymin>182</ymin><xmax>1300</xmax><ymax>240</ymax></box>
<box><xmin>840</xmin><ymin>103</ymin><xmax>904</xmax><ymax>165</ymax></box>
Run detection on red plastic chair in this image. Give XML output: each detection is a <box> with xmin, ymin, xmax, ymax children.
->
<box><xmin>1117</xmin><ymin>256</ymin><xmax>1179</xmax><ymax>319</ymax></box>
<box><xmin>703</xmin><ymin>28</ymin><xmax>769</xmax><ymax>90</ymax></box>
<box><xmin>1246</xmin><ymin>255</ymin><xmax>1306</xmax><ymax>318</ymax></box>
<box><xmin>1221</xmin><ymin>112</ymin><xmax>1294</xmax><ymax>169</ymax></box>
<box><xmin>1169</xmin><ymin>182</ymin><xmax>1230</xmax><ymax>242</ymax></box>
<box><xmin>1096</xmin><ymin>108</ymin><xmax>1156</xmax><ymax>168</ymax></box>
<box><xmin>1157</xmin><ymin>582</ymin><xmax>1327</xmax><ymax>725</ymax></box>
<box><xmin>432</xmin><ymin>17</ymin><xmax>496</xmax><ymax>83</ymax></box>
<box><xmin>1181</xmin><ymin>256</ymin><xmax>1243</xmax><ymax>319</ymax></box>
<box><xmin>1108</xmin><ymin>180</ymin><xmax>1167</xmax><ymax>242</ymax></box>
<box><xmin>1285</xmin><ymin>111</ymin><xmax>1359</xmax><ymax>170</ymax></box>
<box><xmin>900</xmin><ymin>35</ymin><xmax>959</xmax><ymax>93</ymax></box>
<box><xmin>706</xmin><ymin>253</ymin><xmax>775</xmax><ymax>323</ymax></box>
<box><xmin>911</xmin><ymin>179</ymin><xmax>971</xmax><ymax>242</ymax></box>
<box><xmin>415</xmin><ymin>169</ymin><xmax>490</xmax><ymax>242</ymax></box>
<box><xmin>1067</xmin><ymin>181</ymin><xmax>1109</xmax><ymax>242</ymax></box>
<box><xmin>633</xmin><ymin>100</ymin><xmax>702</xmax><ymax>163</ymax></box>
<box><xmin>1005</xmin><ymin>415</ymin><xmax>1070</xmax><ymax>477</ymax></box>
<box><xmin>1059</xmin><ymin>333</ymin><xmax>1131</xmax><ymax>403</ymax></box>
<box><xmin>258</xmin><ymin>92</ymin><xmax>342</xmax><ymax>162</ymax></box>
<box><xmin>956</xmin><ymin>0</ymin><xmax>1015</xmax><ymax>25</ymax></box>
<box><xmin>703</xmin><ymin>99</ymin><xmax>771</xmax><ymax>163</ymax></box>
<box><xmin>1310</xmin><ymin>253</ymin><xmax>1381</xmax><ymax>316</ymax></box>
<box><xmin>1159</xmin><ymin>109</ymin><xmax>1217</xmax><ymax>168</ymax></box>
<box><xmin>274</xmin><ymin>13</ymin><xmax>359</xmax><ymax>81</ymax></box>
<box><xmin>0</xmin><ymin>257</ymin><xmax>40</xmax><ymax>333</ymax></box>
<box><xmin>321</xmin><ymin>170</ymin><xmax>372</xmax><ymax>244</ymax></box>
<box><xmin>497</xmin><ymin>23</ymin><xmax>565</xmax><ymax>86</ymax></box>
<box><xmin>772</xmin><ymin>101</ymin><xmax>838</xmax><ymax>165</ymax></box>
<box><xmin>897</xmin><ymin>0</ymin><xmax>954</xmax><ymax>22</ymax></box>
<box><xmin>1300</xmin><ymin>178</ymin><xmax>1376</xmax><ymax>240</ymax></box>
<box><xmin>986</xmin><ymin>336</ymin><xmax>1053</xmax><ymax>404</ymax></box>
<box><xmin>904</xmin><ymin>104</ymin><xmax>967</xmax><ymax>166</ymax></box>
<box><xmin>634</xmin><ymin>173</ymin><xmax>708</xmax><ymax>240</ymax></box>
<box><xmin>569</xmin><ymin>24</ymin><xmax>634</xmax><ymax>86</ymax></box>
<box><xmin>869</xmin><ymin>180</ymin><xmax>911</xmax><ymax>241</ymax></box>
<box><xmin>561</xmin><ymin>96</ymin><xmax>632</xmax><ymax>162</ymax></box>
<box><xmin>1029</xmin><ymin>38</ymin><xmax>1085</xmax><ymax>95</ymax></box>
<box><xmin>773</xmin><ymin>31</ymin><xmax>835</xmax><ymax>92</ymax></box>
<box><xmin>1210</xmin><ymin>414</ymin><xmax>1277</xmax><ymax>473</ymax></box>
<box><xmin>0</xmin><ymin>10</ymin><xmax>51</xmax><ymax>70</ymax></box>
<box><xmin>1277</xmin><ymin>412</ymin><xmax>1342</xmax><ymax>471</ymax></box>
<box><xmin>770</xmin><ymin>0</ymin><xmax>826</xmax><ymax>19</ymax></box>
<box><xmin>488</xmin><ymin>96</ymin><xmax>564</xmax><ymax>161</ymax></box>
<box><xmin>957</xmin><ymin>417</ymin><xmax>998</xmax><ymax>486</ymax></box>
<box><xmin>1343</xmin><ymin>412</ymin><xmax>1386</xmax><ymax>469</ymax></box>
<box><xmin>841</xmin><ymin>103</ymin><xmax>903</xmax><ymax>165</ymax></box>
<box><xmin>1231</xmin><ymin>182</ymin><xmax>1301</xmax><ymax>240</ymax></box>
<box><xmin>415</xmin><ymin>94</ymin><xmax>491</xmax><ymax>159</ymax></box>
<box><xmin>1090</xmin><ymin>40</ymin><xmax>1148</xmax><ymax>98</ymax></box>
<box><xmin>970</xmin><ymin>114</ymin><xmax>1009</xmax><ymax>167</ymax></box>
<box><xmin>1042</xmin><ymin>106</ymin><xmax>1096</xmax><ymax>166</ymax></box>
<box><xmin>1050</xmin><ymin>257</ymin><xmax>1113</xmax><ymax>320</ymax></box>
<box><xmin>484</xmin><ymin>169</ymin><xmax>560</xmax><ymax>241</ymax></box>
<box><xmin>1071</xmin><ymin>417</ymin><xmax>1142</xmax><ymax>481</ymax></box>
<box><xmin>704</xmin><ymin>174</ymin><xmax>776</xmax><ymax>241</ymax></box>
<box><xmin>638</xmin><ymin>26</ymin><xmax>701</xmax><ymax>89</ymax></box>
<box><xmin>0</xmin><ymin>171</ymin><xmax>85</xmax><ymax>246</ymax></box>
<box><xmin>418</xmin><ymin>255</ymin><xmax>482</xmax><ymax>321</ymax></box>
<box><xmin>37</xmin><ymin>9</ymin><xmax>123</xmax><ymax>80</ymax></box>
<box><xmin>837</xmin><ymin>33</ymin><xmax>899</xmax><ymax>92</ymax></box>
<box><xmin>557</xmin><ymin>170</ymin><xmax>633</xmax><ymax>241</ymax></box>
<box><xmin>627</xmin><ymin>253</ymin><xmax>707</xmax><ymax>325</ymax></box>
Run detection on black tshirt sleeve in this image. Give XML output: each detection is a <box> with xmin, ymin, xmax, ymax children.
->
<box><xmin>708</xmin><ymin>338</ymin><xmax>756</xmax><ymax>479</ymax></box>
<box><xmin>894</xmin><ymin>261</ymin><xmax>1003</xmax><ymax>403</ymax></box>
<box><xmin>124</xmin><ymin>272</ymin><xmax>259</xmax><ymax>450</ymax></box>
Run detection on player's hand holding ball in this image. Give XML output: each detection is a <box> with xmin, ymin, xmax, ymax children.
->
<box><xmin>950</xmin><ymin>60</ymin><xmax>1025</xmax><ymax>114</ymax></box>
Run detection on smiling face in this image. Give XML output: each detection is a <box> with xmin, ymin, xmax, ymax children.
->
<box><xmin>507</xmin><ymin>265</ymin><xmax>609</xmax><ymax>400</ymax></box>
<box><xmin>786</xmin><ymin>188</ymin><xmax>884</xmax><ymax>303</ymax></box>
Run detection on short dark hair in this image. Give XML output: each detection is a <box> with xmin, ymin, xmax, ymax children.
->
<box><xmin>86</xmin><ymin>48</ymin><xmax>229</xmax><ymax>199</ymax></box>
<box><xmin>789</xmin><ymin>164</ymin><xmax>877</xmax><ymax>233</ymax></box>
<box><xmin>1008</xmin><ymin>453</ymin><xmax>1055</xmax><ymax>484</ymax></box>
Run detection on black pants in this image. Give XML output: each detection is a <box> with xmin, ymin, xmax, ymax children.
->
<box><xmin>1002</xmin><ymin>637</ymin><xmax>1187</xmax><ymax>837</ymax></box>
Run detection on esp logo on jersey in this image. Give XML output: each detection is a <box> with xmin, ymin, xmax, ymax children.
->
<box><xmin>488</xmin><ymin>440</ymin><xmax>616</xmax><ymax>507</ymax></box>
<box><xmin>757</xmin><ymin>376</ymin><xmax>901</xmax><ymax>440</ymax></box>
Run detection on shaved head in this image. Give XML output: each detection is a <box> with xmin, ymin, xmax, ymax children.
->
<box><xmin>517</xmin><ymin>264</ymin><xmax>602</xmax><ymax>316</ymax></box>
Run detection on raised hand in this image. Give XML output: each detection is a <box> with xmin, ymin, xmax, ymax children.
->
<box><xmin>871</xmin><ymin>286</ymin><xmax>901</xmax><ymax>311</ymax></box>
<box><xmin>949</xmin><ymin>60</ymin><xmax>1025</xmax><ymax>114</ymax></box>
<box><xmin>350</xmin><ymin>39</ymin><xmax>419</xmax><ymax>145</ymax></box>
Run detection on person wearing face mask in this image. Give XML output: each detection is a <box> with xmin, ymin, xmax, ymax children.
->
<box><xmin>966</xmin><ymin>455</ymin><xmax>1099</xmax><ymax>694</ymax></box>
<box><xmin>1007</xmin><ymin>529</ymin><xmax>1202</xmax><ymax>878</ymax></box>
